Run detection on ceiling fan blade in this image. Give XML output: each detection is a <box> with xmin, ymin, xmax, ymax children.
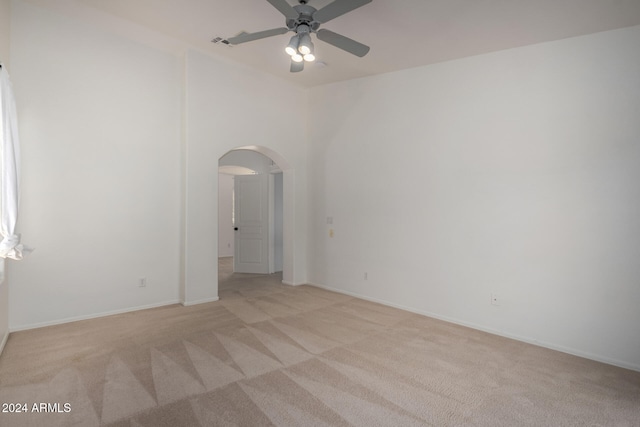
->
<box><xmin>313</xmin><ymin>0</ymin><xmax>372</xmax><ymax>23</ymax></box>
<box><xmin>290</xmin><ymin>60</ymin><xmax>304</xmax><ymax>73</ymax></box>
<box><xmin>316</xmin><ymin>29</ymin><xmax>370</xmax><ymax>57</ymax></box>
<box><xmin>227</xmin><ymin>27</ymin><xmax>289</xmax><ymax>44</ymax></box>
<box><xmin>266</xmin><ymin>0</ymin><xmax>299</xmax><ymax>20</ymax></box>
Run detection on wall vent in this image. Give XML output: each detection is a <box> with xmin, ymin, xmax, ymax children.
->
<box><xmin>211</xmin><ymin>36</ymin><xmax>234</xmax><ymax>47</ymax></box>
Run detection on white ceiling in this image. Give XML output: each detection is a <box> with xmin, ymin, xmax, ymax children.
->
<box><xmin>24</xmin><ymin>0</ymin><xmax>640</xmax><ymax>88</ymax></box>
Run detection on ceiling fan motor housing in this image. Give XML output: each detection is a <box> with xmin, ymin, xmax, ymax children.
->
<box><xmin>287</xmin><ymin>4</ymin><xmax>321</xmax><ymax>32</ymax></box>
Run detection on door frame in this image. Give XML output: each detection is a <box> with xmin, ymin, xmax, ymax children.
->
<box><xmin>218</xmin><ymin>146</ymin><xmax>294</xmax><ymax>285</ymax></box>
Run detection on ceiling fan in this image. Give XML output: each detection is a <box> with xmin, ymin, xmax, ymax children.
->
<box><xmin>225</xmin><ymin>0</ymin><xmax>372</xmax><ymax>72</ymax></box>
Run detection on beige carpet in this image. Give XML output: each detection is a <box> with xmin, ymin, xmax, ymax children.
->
<box><xmin>0</xmin><ymin>259</ymin><xmax>638</xmax><ymax>426</ymax></box>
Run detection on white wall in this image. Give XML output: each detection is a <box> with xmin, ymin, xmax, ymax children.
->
<box><xmin>0</xmin><ymin>0</ymin><xmax>10</xmax><ymax>354</ymax></box>
<box><xmin>308</xmin><ymin>26</ymin><xmax>640</xmax><ymax>371</ymax></box>
<box><xmin>274</xmin><ymin>172</ymin><xmax>283</xmax><ymax>272</ymax></box>
<box><xmin>217</xmin><ymin>173</ymin><xmax>234</xmax><ymax>258</ymax></box>
<box><xmin>9</xmin><ymin>1</ymin><xmax>182</xmax><ymax>329</ymax></box>
<box><xmin>182</xmin><ymin>49</ymin><xmax>308</xmax><ymax>303</ymax></box>
<box><xmin>0</xmin><ymin>0</ymin><xmax>9</xmax><ymax>63</ymax></box>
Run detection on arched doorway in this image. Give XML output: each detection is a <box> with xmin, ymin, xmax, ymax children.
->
<box><xmin>218</xmin><ymin>146</ymin><xmax>294</xmax><ymax>288</ymax></box>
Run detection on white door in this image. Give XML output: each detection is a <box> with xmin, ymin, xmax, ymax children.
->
<box><xmin>233</xmin><ymin>174</ymin><xmax>269</xmax><ymax>274</ymax></box>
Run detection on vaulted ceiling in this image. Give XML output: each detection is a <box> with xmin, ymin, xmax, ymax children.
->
<box><xmin>22</xmin><ymin>0</ymin><xmax>640</xmax><ymax>87</ymax></box>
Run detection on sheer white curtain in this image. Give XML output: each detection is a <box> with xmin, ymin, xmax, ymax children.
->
<box><xmin>0</xmin><ymin>64</ymin><xmax>30</xmax><ymax>260</ymax></box>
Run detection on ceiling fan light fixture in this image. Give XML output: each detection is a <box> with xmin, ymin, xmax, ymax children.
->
<box><xmin>303</xmin><ymin>53</ymin><xmax>315</xmax><ymax>62</ymax></box>
<box><xmin>291</xmin><ymin>53</ymin><xmax>304</xmax><ymax>63</ymax></box>
<box><xmin>285</xmin><ymin>35</ymin><xmax>300</xmax><ymax>56</ymax></box>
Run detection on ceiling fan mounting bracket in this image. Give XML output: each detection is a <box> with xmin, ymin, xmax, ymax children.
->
<box><xmin>289</xmin><ymin>4</ymin><xmax>319</xmax><ymax>33</ymax></box>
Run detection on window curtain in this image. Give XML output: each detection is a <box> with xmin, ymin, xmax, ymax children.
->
<box><xmin>0</xmin><ymin>64</ymin><xmax>30</xmax><ymax>260</ymax></box>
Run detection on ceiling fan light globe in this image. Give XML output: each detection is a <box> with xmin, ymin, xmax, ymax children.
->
<box><xmin>285</xmin><ymin>46</ymin><xmax>297</xmax><ymax>56</ymax></box>
<box><xmin>298</xmin><ymin>45</ymin><xmax>311</xmax><ymax>55</ymax></box>
<box><xmin>285</xmin><ymin>35</ymin><xmax>300</xmax><ymax>56</ymax></box>
<box><xmin>298</xmin><ymin>33</ymin><xmax>313</xmax><ymax>55</ymax></box>
<box><xmin>291</xmin><ymin>54</ymin><xmax>304</xmax><ymax>63</ymax></box>
<box><xmin>303</xmin><ymin>53</ymin><xmax>315</xmax><ymax>62</ymax></box>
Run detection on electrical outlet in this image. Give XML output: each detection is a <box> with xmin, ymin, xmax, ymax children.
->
<box><xmin>329</xmin><ymin>229</ymin><xmax>334</xmax><ymax>238</ymax></box>
<box><xmin>364</xmin><ymin>272</ymin><xmax>368</xmax><ymax>280</ymax></box>
<box><xmin>139</xmin><ymin>278</ymin><xmax>147</xmax><ymax>288</ymax></box>
<box><xmin>491</xmin><ymin>293</ymin><xmax>499</xmax><ymax>306</ymax></box>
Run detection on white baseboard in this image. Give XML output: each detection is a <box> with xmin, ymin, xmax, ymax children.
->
<box><xmin>9</xmin><ymin>300</ymin><xmax>181</xmax><ymax>332</ymax></box>
<box><xmin>181</xmin><ymin>296</ymin><xmax>219</xmax><ymax>306</ymax></box>
<box><xmin>308</xmin><ymin>282</ymin><xmax>640</xmax><ymax>373</ymax></box>
<box><xmin>282</xmin><ymin>280</ymin><xmax>305</xmax><ymax>286</ymax></box>
<box><xmin>0</xmin><ymin>331</ymin><xmax>8</xmax><ymax>357</ymax></box>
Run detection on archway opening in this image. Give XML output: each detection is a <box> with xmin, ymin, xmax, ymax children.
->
<box><xmin>217</xmin><ymin>146</ymin><xmax>294</xmax><ymax>289</ymax></box>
